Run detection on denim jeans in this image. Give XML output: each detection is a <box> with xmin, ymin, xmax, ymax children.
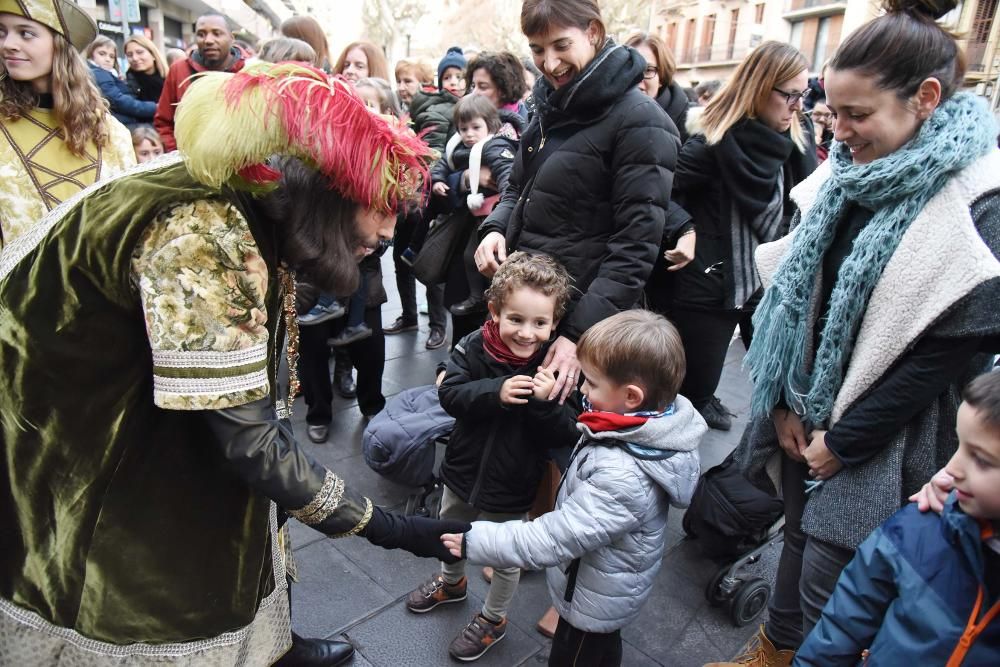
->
<box><xmin>765</xmin><ymin>457</ymin><xmax>856</xmax><ymax>649</ymax></box>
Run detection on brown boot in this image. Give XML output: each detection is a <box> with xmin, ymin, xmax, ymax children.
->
<box><xmin>703</xmin><ymin>625</ymin><xmax>794</xmax><ymax>667</ymax></box>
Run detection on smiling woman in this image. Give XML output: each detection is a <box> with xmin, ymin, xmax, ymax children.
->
<box><xmin>0</xmin><ymin>0</ymin><xmax>135</xmax><ymax>249</ymax></box>
<box><xmin>476</xmin><ymin>0</ymin><xmax>681</xmax><ymax>409</ymax></box>
<box><xmin>724</xmin><ymin>0</ymin><xmax>1000</xmax><ymax>662</ymax></box>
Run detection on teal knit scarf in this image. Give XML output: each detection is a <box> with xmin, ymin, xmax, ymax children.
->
<box><xmin>746</xmin><ymin>93</ymin><xmax>997</xmax><ymax>423</ymax></box>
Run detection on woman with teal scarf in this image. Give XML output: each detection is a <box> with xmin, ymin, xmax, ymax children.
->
<box><xmin>713</xmin><ymin>0</ymin><xmax>1000</xmax><ymax>664</ymax></box>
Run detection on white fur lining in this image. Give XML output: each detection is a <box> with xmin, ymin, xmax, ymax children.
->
<box><xmin>754</xmin><ymin>150</ymin><xmax>1000</xmax><ymax>423</ymax></box>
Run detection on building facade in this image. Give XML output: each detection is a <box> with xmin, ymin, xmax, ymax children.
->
<box><xmin>74</xmin><ymin>0</ymin><xmax>291</xmax><ymax>55</ymax></box>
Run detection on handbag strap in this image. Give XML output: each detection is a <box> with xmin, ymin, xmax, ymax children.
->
<box><xmin>466</xmin><ymin>135</ymin><xmax>495</xmax><ymax>196</ymax></box>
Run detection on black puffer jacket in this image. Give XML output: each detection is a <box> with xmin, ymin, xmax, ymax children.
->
<box><xmin>481</xmin><ymin>41</ymin><xmax>680</xmax><ymax>342</ymax></box>
<box><xmin>656</xmin><ymin>80</ymin><xmax>691</xmax><ymax>145</ymax></box>
<box><xmin>438</xmin><ymin>330</ymin><xmax>579</xmax><ymax>513</ymax></box>
<box><xmin>429</xmin><ymin>110</ymin><xmax>524</xmax><ymax>201</ymax></box>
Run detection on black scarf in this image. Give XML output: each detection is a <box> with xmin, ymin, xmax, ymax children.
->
<box><xmin>128</xmin><ymin>69</ymin><xmax>165</xmax><ymax>103</ymax></box>
<box><xmin>716</xmin><ymin>118</ymin><xmax>795</xmax><ymax>221</ymax></box>
<box><xmin>532</xmin><ymin>39</ymin><xmax>643</xmax><ymax>125</ymax></box>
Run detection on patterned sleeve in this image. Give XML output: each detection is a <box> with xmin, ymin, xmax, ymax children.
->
<box><xmin>131</xmin><ymin>198</ymin><xmax>271</xmax><ymax>410</ymax></box>
<box><xmin>104</xmin><ymin>115</ymin><xmax>138</xmax><ymax>177</ymax></box>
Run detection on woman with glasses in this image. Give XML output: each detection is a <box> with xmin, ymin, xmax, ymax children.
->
<box><xmin>809</xmin><ymin>95</ymin><xmax>834</xmax><ymax>161</ymax></box>
<box><xmin>660</xmin><ymin>41</ymin><xmax>817</xmax><ymax>432</ymax></box>
<box><xmin>626</xmin><ymin>32</ymin><xmax>689</xmax><ymax>143</ymax></box>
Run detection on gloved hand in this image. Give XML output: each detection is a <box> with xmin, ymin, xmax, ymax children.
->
<box><xmin>362</xmin><ymin>507</ymin><xmax>471</xmax><ymax>564</ymax></box>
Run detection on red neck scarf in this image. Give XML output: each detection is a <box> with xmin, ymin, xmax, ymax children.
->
<box><xmin>482</xmin><ymin>319</ymin><xmax>535</xmax><ymax>367</ymax></box>
<box><xmin>577</xmin><ymin>411</ymin><xmax>649</xmax><ymax>432</ymax></box>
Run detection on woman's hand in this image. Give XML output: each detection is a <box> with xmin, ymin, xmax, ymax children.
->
<box><xmin>664</xmin><ymin>231</ymin><xmax>696</xmax><ymax>272</ymax></box>
<box><xmin>541</xmin><ymin>336</ymin><xmax>580</xmax><ymax>404</ymax></box>
<box><xmin>475</xmin><ymin>232</ymin><xmax>507</xmax><ymax>278</ymax></box>
<box><xmin>532</xmin><ymin>367</ymin><xmax>556</xmax><ymax>401</ymax></box>
<box><xmin>803</xmin><ymin>430</ymin><xmax>843</xmax><ymax>480</ymax></box>
<box><xmin>432</xmin><ymin>182</ymin><xmax>449</xmax><ymax>197</ymax></box>
<box><xmin>500</xmin><ymin>375</ymin><xmax>534</xmax><ymax>405</ymax></box>
<box><xmin>908</xmin><ymin>468</ymin><xmax>954</xmax><ymax>514</ymax></box>
<box><xmin>441</xmin><ymin>532</ymin><xmax>465</xmax><ymax>559</ymax></box>
<box><xmin>772</xmin><ymin>408</ymin><xmax>808</xmax><ymax>463</ymax></box>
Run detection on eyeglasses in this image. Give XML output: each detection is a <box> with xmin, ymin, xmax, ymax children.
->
<box><xmin>772</xmin><ymin>87</ymin><xmax>811</xmax><ymax>106</ymax></box>
<box><xmin>643</xmin><ymin>66</ymin><xmax>659</xmax><ymax>80</ymax></box>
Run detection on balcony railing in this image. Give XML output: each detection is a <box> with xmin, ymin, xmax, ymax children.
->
<box><xmin>784</xmin><ymin>0</ymin><xmax>845</xmax><ymax>10</ymax></box>
<box><xmin>965</xmin><ymin>40</ymin><xmax>990</xmax><ymax>74</ymax></box>
<box><xmin>680</xmin><ymin>40</ymin><xmax>751</xmax><ymax>65</ymax></box>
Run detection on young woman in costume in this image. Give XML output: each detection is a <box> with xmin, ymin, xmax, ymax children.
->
<box><xmin>0</xmin><ymin>0</ymin><xmax>134</xmax><ymax>249</ymax></box>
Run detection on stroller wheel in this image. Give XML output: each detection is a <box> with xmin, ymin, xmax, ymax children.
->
<box><xmin>729</xmin><ymin>577</ymin><xmax>770</xmax><ymax>627</ymax></box>
<box><xmin>705</xmin><ymin>564</ymin><xmax>733</xmax><ymax>607</ymax></box>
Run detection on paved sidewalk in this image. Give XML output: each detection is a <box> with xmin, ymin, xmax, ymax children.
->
<box><xmin>285</xmin><ymin>255</ymin><xmax>778</xmax><ymax>666</ymax></box>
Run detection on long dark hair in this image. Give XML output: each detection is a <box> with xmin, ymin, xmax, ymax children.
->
<box><xmin>257</xmin><ymin>158</ymin><xmax>362</xmax><ymax>295</ymax></box>
<box><xmin>830</xmin><ymin>0</ymin><xmax>964</xmax><ymax>100</ymax></box>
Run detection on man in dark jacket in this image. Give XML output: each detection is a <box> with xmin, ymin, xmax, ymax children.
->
<box><xmin>154</xmin><ymin>13</ymin><xmax>246</xmax><ymax>150</ymax></box>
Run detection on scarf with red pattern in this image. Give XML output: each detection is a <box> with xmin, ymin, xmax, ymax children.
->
<box><xmin>481</xmin><ymin>319</ymin><xmax>535</xmax><ymax>367</ymax></box>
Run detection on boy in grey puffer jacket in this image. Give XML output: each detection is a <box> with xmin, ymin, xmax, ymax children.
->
<box><xmin>443</xmin><ymin>310</ymin><xmax>707</xmax><ymax>666</ymax></box>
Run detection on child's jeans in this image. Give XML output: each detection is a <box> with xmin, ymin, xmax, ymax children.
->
<box><xmin>549</xmin><ymin>617</ymin><xmax>622</xmax><ymax>667</ymax></box>
<box><xmin>439</xmin><ymin>485</ymin><xmax>522</xmax><ymax>622</ymax></box>
<box><xmin>346</xmin><ymin>273</ymin><xmax>369</xmax><ymax>328</ymax></box>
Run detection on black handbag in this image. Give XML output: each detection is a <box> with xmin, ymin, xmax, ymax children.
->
<box><xmin>411</xmin><ymin>210</ymin><xmax>473</xmax><ymax>285</ymax></box>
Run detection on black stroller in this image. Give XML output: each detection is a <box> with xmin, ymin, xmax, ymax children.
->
<box><xmin>682</xmin><ymin>451</ymin><xmax>787</xmax><ymax>627</ymax></box>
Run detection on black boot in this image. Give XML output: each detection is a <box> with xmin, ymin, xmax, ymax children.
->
<box><xmin>274</xmin><ymin>631</ymin><xmax>355</xmax><ymax>666</ymax></box>
<box><xmin>449</xmin><ymin>295</ymin><xmax>486</xmax><ymax>317</ymax></box>
<box><xmin>332</xmin><ymin>350</ymin><xmax>356</xmax><ymax>399</ymax></box>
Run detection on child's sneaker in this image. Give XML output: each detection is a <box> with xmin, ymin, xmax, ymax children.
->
<box><xmin>405</xmin><ymin>574</ymin><xmax>467</xmax><ymax>613</ymax></box>
<box><xmin>400</xmin><ymin>247</ymin><xmax>417</xmax><ymax>266</ymax></box>
<box><xmin>449</xmin><ymin>614</ymin><xmax>507</xmax><ymax>661</ymax></box>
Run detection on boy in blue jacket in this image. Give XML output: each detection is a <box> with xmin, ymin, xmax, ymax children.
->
<box><xmin>796</xmin><ymin>370</ymin><xmax>1000</xmax><ymax>666</ymax></box>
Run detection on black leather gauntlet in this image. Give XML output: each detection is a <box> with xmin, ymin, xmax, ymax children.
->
<box><xmin>202</xmin><ymin>398</ymin><xmax>373</xmax><ymax>537</ymax></box>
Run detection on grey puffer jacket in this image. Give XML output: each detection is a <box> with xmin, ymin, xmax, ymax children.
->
<box><xmin>464</xmin><ymin>397</ymin><xmax>706</xmax><ymax>632</ymax></box>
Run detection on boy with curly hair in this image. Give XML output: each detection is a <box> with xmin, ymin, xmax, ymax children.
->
<box><xmin>406</xmin><ymin>252</ymin><xmax>580</xmax><ymax>661</ymax></box>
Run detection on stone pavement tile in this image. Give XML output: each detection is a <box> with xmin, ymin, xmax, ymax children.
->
<box><xmin>329</xmin><ymin>530</ymin><xmax>454</xmax><ymax>600</ymax></box>
<box><xmin>383</xmin><ymin>353</ymin><xmax>450</xmax><ymax>394</ymax></box>
<box><xmin>307</xmin><ymin>450</ymin><xmax>415</xmax><ymax>509</ymax></box>
<box><xmin>289</xmin><ymin>539</ymin><xmax>395</xmax><ymax>640</ymax></box>
<box><xmin>289</xmin><ymin>517</ymin><xmax>326</xmax><ymax>552</ymax></box>
<box><xmin>348</xmin><ymin>590</ymin><xmax>543</xmax><ymax>667</ymax></box>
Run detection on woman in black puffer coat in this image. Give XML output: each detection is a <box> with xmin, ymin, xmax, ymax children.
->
<box><xmin>477</xmin><ymin>0</ymin><xmax>681</xmax><ymax>403</ymax></box>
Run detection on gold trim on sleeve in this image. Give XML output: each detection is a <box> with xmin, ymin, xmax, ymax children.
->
<box><xmin>330</xmin><ymin>497</ymin><xmax>374</xmax><ymax>539</ymax></box>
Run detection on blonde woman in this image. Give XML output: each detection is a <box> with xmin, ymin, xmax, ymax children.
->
<box><xmin>661</xmin><ymin>41</ymin><xmax>817</xmax><ymax>431</ymax></box>
<box><xmin>0</xmin><ymin>0</ymin><xmax>134</xmax><ymax>249</ymax></box>
<box><xmin>86</xmin><ymin>35</ymin><xmax>156</xmax><ymax>129</ymax></box>
<box><xmin>333</xmin><ymin>40</ymin><xmax>388</xmax><ymax>82</ymax></box>
<box><xmin>124</xmin><ymin>34</ymin><xmax>167</xmax><ymax>104</ymax></box>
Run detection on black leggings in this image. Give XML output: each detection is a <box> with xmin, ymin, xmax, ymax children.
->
<box><xmin>549</xmin><ymin>617</ymin><xmax>621</xmax><ymax>667</ymax></box>
<box><xmin>668</xmin><ymin>307</ymin><xmax>742</xmax><ymax>410</ymax></box>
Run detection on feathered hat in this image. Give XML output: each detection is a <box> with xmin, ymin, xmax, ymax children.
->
<box><xmin>174</xmin><ymin>62</ymin><xmax>432</xmax><ymax>212</ymax></box>
<box><xmin>0</xmin><ymin>0</ymin><xmax>97</xmax><ymax>51</ymax></box>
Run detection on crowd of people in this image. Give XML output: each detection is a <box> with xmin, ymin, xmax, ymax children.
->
<box><xmin>0</xmin><ymin>0</ymin><xmax>998</xmax><ymax>665</ymax></box>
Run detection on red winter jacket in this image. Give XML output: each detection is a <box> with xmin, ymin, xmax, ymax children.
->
<box><xmin>154</xmin><ymin>48</ymin><xmax>245</xmax><ymax>151</ymax></box>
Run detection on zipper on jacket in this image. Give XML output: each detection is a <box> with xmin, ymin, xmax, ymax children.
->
<box><xmin>468</xmin><ymin>427</ymin><xmax>499</xmax><ymax>506</ymax></box>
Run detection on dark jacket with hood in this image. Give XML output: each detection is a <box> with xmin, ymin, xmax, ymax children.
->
<box><xmin>430</xmin><ymin>109</ymin><xmax>525</xmax><ymax>212</ymax></box>
<box><xmin>154</xmin><ymin>47</ymin><xmax>246</xmax><ymax>151</ymax></box>
<box><xmin>481</xmin><ymin>40</ymin><xmax>680</xmax><ymax>342</ymax></box>
<box><xmin>89</xmin><ymin>63</ymin><xmax>156</xmax><ymax>129</ymax></box>
<box><xmin>410</xmin><ymin>89</ymin><xmax>461</xmax><ymax>155</ymax></box>
<box><xmin>438</xmin><ymin>330</ymin><xmax>579</xmax><ymax>514</ymax></box>
<box><xmin>656</xmin><ymin>80</ymin><xmax>690</xmax><ymax>145</ymax></box>
<box><xmin>665</xmin><ymin>116</ymin><xmax>817</xmax><ymax>311</ymax></box>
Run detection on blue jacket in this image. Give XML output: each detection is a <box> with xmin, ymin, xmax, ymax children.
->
<box><xmin>796</xmin><ymin>496</ymin><xmax>1000</xmax><ymax>666</ymax></box>
<box><xmin>89</xmin><ymin>63</ymin><xmax>156</xmax><ymax>129</ymax></box>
